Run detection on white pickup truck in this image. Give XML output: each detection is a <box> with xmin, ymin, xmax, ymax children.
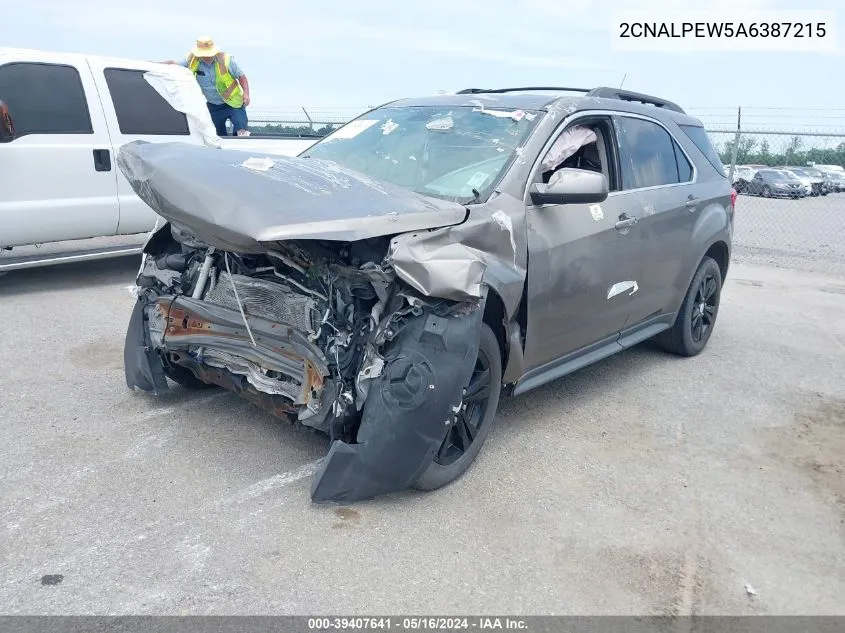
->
<box><xmin>0</xmin><ymin>47</ymin><xmax>318</xmax><ymax>271</ymax></box>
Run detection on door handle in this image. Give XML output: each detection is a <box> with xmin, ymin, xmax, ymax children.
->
<box><xmin>615</xmin><ymin>213</ymin><xmax>638</xmax><ymax>231</ymax></box>
<box><xmin>685</xmin><ymin>196</ymin><xmax>699</xmax><ymax>210</ymax></box>
<box><xmin>93</xmin><ymin>149</ymin><xmax>111</xmax><ymax>172</ymax></box>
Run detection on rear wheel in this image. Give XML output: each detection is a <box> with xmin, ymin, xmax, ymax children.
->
<box><xmin>413</xmin><ymin>323</ymin><xmax>502</xmax><ymax>491</ymax></box>
<box><xmin>655</xmin><ymin>256</ymin><xmax>722</xmax><ymax>357</ymax></box>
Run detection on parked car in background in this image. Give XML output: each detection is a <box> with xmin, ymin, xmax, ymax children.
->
<box><xmin>731</xmin><ymin>166</ymin><xmax>756</xmax><ymax>193</ymax></box>
<box><xmin>812</xmin><ymin>164</ymin><xmax>845</xmax><ymax>192</ymax></box>
<box><xmin>746</xmin><ymin>168</ymin><xmax>806</xmax><ymax>198</ymax></box>
<box><xmin>781</xmin><ymin>166</ymin><xmax>827</xmax><ymax>196</ymax></box>
<box><xmin>776</xmin><ymin>169</ymin><xmax>812</xmax><ymax>197</ymax></box>
<box><xmin>823</xmin><ymin>171</ymin><xmax>845</xmax><ymax>192</ymax></box>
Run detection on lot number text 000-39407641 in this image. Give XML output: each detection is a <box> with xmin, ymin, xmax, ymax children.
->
<box><xmin>610</xmin><ymin>10</ymin><xmax>837</xmax><ymax>52</ymax></box>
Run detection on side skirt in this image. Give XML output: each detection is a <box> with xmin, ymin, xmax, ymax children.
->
<box><xmin>510</xmin><ymin>312</ymin><xmax>676</xmax><ymax>397</ymax></box>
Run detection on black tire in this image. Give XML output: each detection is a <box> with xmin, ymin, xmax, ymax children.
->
<box><xmin>762</xmin><ymin>185</ymin><xmax>771</xmax><ymax>198</ymax></box>
<box><xmin>412</xmin><ymin>323</ymin><xmax>502</xmax><ymax>491</ymax></box>
<box><xmin>655</xmin><ymin>256</ymin><xmax>722</xmax><ymax>357</ymax></box>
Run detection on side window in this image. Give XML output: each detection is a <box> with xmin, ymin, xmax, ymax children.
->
<box><xmin>104</xmin><ymin>68</ymin><xmax>189</xmax><ymax>135</ymax></box>
<box><xmin>673</xmin><ymin>140</ymin><xmax>693</xmax><ymax>182</ymax></box>
<box><xmin>0</xmin><ymin>62</ymin><xmax>93</xmax><ymax>137</ymax></box>
<box><xmin>538</xmin><ymin>119</ymin><xmax>619</xmax><ymax>191</ymax></box>
<box><xmin>616</xmin><ymin>116</ymin><xmax>685</xmax><ymax>189</ymax></box>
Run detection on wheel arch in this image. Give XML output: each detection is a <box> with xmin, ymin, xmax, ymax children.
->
<box><xmin>482</xmin><ymin>286</ymin><xmax>509</xmax><ymax>373</ymax></box>
<box><xmin>704</xmin><ymin>239</ymin><xmax>730</xmax><ymax>282</ymax></box>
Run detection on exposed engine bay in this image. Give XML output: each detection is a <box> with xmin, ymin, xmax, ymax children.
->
<box><xmin>126</xmin><ymin>221</ymin><xmax>485</xmax><ymax>502</ymax></box>
<box><xmin>116</xmin><ymin>139</ymin><xmax>527</xmax><ymax>504</ymax></box>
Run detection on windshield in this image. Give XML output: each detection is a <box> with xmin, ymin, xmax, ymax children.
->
<box><xmin>803</xmin><ymin>168</ymin><xmax>823</xmax><ymax>178</ymax></box>
<box><xmin>790</xmin><ymin>169</ymin><xmax>808</xmax><ymax>177</ymax></box>
<box><xmin>302</xmin><ymin>105</ymin><xmax>541</xmax><ymax>203</ymax></box>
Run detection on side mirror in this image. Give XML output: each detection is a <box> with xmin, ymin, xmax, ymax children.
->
<box><xmin>529</xmin><ymin>168</ymin><xmax>608</xmax><ymax>206</ymax></box>
<box><xmin>0</xmin><ymin>100</ymin><xmax>14</xmax><ymax>143</ymax></box>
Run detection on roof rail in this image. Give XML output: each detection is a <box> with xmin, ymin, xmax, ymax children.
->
<box><xmin>585</xmin><ymin>87</ymin><xmax>685</xmax><ymax>114</ymax></box>
<box><xmin>456</xmin><ymin>86</ymin><xmax>591</xmax><ymax>95</ymax></box>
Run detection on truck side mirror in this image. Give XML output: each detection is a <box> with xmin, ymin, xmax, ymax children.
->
<box><xmin>0</xmin><ymin>100</ymin><xmax>15</xmax><ymax>143</ymax></box>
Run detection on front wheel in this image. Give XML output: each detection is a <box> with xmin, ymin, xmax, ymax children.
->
<box><xmin>413</xmin><ymin>323</ymin><xmax>502</xmax><ymax>491</ymax></box>
<box><xmin>762</xmin><ymin>185</ymin><xmax>771</xmax><ymax>197</ymax></box>
<box><xmin>655</xmin><ymin>256</ymin><xmax>723</xmax><ymax>357</ymax></box>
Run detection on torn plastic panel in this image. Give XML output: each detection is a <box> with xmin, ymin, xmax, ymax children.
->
<box><xmin>142</xmin><ymin>67</ymin><xmax>221</xmax><ymax>149</ymax></box>
<box><xmin>311</xmin><ymin>300</ymin><xmax>484</xmax><ymax>503</ymax></box>
<box><xmin>124</xmin><ymin>298</ymin><xmax>170</xmax><ymax>395</ymax></box>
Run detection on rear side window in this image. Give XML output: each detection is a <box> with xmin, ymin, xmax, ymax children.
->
<box><xmin>0</xmin><ymin>62</ymin><xmax>93</xmax><ymax>137</ymax></box>
<box><xmin>673</xmin><ymin>140</ymin><xmax>693</xmax><ymax>181</ymax></box>
<box><xmin>679</xmin><ymin>124</ymin><xmax>725</xmax><ymax>176</ymax></box>
<box><xmin>104</xmin><ymin>68</ymin><xmax>189</xmax><ymax>136</ymax></box>
<box><xmin>616</xmin><ymin>116</ymin><xmax>690</xmax><ymax>189</ymax></box>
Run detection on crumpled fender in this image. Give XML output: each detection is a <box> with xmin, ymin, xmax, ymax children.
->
<box><xmin>310</xmin><ymin>301</ymin><xmax>485</xmax><ymax>503</ymax></box>
<box><xmin>124</xmin><ymin>298</ymin><xmax>170</xmax><ymax>395</ymax></box>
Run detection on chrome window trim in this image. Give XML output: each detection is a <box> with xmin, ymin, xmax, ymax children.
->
<box><xmin>522</xmin><ymin>108</ymin><xmax>698</xmax><ymax>204</ymax></box>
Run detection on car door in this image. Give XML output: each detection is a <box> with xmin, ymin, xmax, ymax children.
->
<box><xmin>523</xmin><ymin>114</ymin><xmax>637</xmax><ymax>370</ymax></box>
<box><xmin>0</xmin><ymin>53</ymin><xmax>119</xmax><ymax>247</ymax></box>
<box><xmin>609</xmin><ymin>114</ymin><xmax>698</xmax><ymax>328</ymax></box>
<box><xmin>748</xmin><ymin>172</ymin><xmax>763</xmax><ymax>195</ymax></box>
<box><xmin>87</xmin><ymin>58</ymin><xmax>195</xmax><ymax>236</ymax></box>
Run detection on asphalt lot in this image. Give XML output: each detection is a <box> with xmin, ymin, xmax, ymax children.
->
<box><xmin>1</xmin><ymin>249</ymin><xmax>843</xmax><ymax>615</ymax></box>
<box><xmin>732</xmin><ymin>191</ymin><xmax>845</xmax><ymax>276</ymax></box>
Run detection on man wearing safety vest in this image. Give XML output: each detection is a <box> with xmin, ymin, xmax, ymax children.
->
<box><xmin>164</xmin><ymin>37</ymin><xmax>251</xmax><ymax>137</ymax></box>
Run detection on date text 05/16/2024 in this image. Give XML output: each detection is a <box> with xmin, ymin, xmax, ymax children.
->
<box><xmin>307</xmin><ymin>617</ymin><xmax>529</xmax><ymax>630</ymax></box>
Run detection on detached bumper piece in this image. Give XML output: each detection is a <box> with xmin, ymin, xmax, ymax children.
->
<box><xmin>124</xmin><ymin>298</ymin><xmax>170</xmax><ymax>395</ymax></box>
<box><xmin>125</xmin><ymin>287</ymin><xmax>485</xmax><ymax>503</ymax></box>
<box><xmin>310</xmin><ymin>306</ymin><xmax>483</xmax><ymax>503</ymax></box>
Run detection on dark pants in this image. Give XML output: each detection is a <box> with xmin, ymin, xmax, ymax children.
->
<box><xmin>207</xmin><ymin>102</ymin><xmax>248</xmax><ymax>136</ymax></box>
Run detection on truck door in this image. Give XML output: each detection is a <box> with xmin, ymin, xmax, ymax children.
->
<box><xmin>86</xmin><ymin>58</ymin><xmax>195</xmax><ymax>236</ymax></box>
<box><xmin>0</xmin><ymin>52</ymin><xmax>119</xmax><ymax>247</ymax></box>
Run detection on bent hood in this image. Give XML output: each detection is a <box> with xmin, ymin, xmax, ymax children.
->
<box><xmin>117</xmin><ymin>141</ymin><xmax>468</xmax><ymax>252</ymax></box>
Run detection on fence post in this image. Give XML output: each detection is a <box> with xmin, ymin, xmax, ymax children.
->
<box><xmin>727</xmin><ymin>106</ymin><xmax>741</xmax><ymax>184</ymax></box>
<box><xmin>302</xmin><ymin>107</ymin><xmax>315</xmax><ymax>134</ymax></box>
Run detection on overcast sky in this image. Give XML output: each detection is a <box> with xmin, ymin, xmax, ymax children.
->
<box><xmin>4</xmin><ymin>0</ymin><xmax>844</xmax><ymax>130</ymax></box>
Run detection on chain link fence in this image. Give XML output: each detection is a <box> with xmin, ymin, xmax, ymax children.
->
<box><xmin>247</xmin><ymin>107</ymin><xmax>845</xmax><ymax>277</ymax></box>
<box><xmin>706</xmin><ymin>125</ymin><xmax>845</xmax><ymax>276</ymax></box>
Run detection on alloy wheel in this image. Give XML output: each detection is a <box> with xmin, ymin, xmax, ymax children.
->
<box><xmin>434</xmin><ymin>351</ymin><xmax>492</xmax><ymax>466</ymax></box>
<box><xmin>690</xmin><ymin>273</ymin><xmax>718</xmax><ymax>343</ymax></box>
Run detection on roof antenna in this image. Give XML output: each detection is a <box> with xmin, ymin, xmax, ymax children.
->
<box><xmin>619</xmin><ymin>73</ymin><xmax>627</xmax><ymax>89</ymax></box>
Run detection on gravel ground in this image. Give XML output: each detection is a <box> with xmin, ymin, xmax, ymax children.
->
<box><xmin>732</xmin><ymin>191</ymin><xmax>845</xmax><ymax>276</ymax></box>
<box><xmin>1</xmin><ymin>255</ymin><xmax>843</xmax><ymax>615</ymax></box>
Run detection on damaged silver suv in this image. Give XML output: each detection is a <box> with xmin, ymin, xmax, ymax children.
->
<box><xmin>119</xmin><ymin>86</ymin><xmax>734</xmax><ymax>503</ymax></box>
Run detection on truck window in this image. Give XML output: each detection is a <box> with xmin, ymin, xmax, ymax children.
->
<box><xmin>103</xmin><ymin>68</ymin><xmax>190</xmax><ymax>136</ymax></box>
<box><xmin>0</xmin><ymin>62</ymin><xmax>93</xmax><ymax>137</ymax></box>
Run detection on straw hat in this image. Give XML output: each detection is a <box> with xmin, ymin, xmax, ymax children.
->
<box><xmin>191</xmin><ymin>36</ymin><xmax>220</xmax><ymax>58</ymax></box>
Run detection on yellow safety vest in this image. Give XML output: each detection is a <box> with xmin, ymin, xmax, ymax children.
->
<box><xmin>186</xmin><ymin>52</ymin><xmax>244</xmax><ymax>108</ymax></box>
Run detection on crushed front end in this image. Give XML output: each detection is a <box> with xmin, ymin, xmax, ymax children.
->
<box><xmin>125</xmin><ymin>221</ymin><xmax>484</xmax><ymax>502</ymax></box>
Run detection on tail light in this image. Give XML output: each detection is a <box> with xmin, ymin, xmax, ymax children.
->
<box><xmin>730</xmin><ymin>187</ymin><xmax>737</xmax><ymax>209</ymax></box>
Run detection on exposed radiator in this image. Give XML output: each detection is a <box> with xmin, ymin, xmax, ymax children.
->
<box><xmin>204</xmin><ymin>271</ymin><xmax>322</xmax><ymax>335</ymax></box>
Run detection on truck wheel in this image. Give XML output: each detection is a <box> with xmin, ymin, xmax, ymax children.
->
<box><xmin>412</xmin><ymin>323</ymin><xmax>502</xmax><ymax>491</ymax></box>
<box><xmin>655</xmin><ymin>256</ymin><xmax>722</xmax><ymax>357</ymax></box>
